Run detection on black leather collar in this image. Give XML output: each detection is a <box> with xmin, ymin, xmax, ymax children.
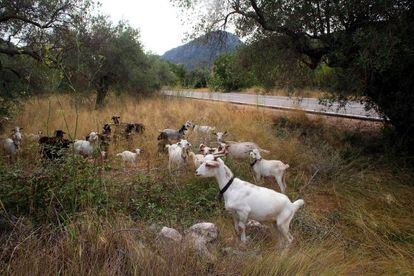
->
<box><xmin>216</xmin><ymin>176</ymin><xmax>235</xmax><ymax>200</ymax></box>
<box><xmin>250</xmin><ymin>158</ymin><xmax>261</xmax><ymax>167</ymax></box>
<box><xmin>250</xmin><ymin>159</ymin><xmax>258</xmax><ymax>167</ymax></box>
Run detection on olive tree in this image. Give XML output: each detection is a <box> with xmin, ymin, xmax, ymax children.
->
<box><xmin>0</xmin><ymin>0</ymin><xmax>91</xmax><ymax>115</ymax></box>
<box><xmin>58</xmin><ymin>17</ymin><xmax>173</xmax><ymax>108</ymax></box>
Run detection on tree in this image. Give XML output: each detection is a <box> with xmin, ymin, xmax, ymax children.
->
<box><xmin>174</xmin><ymin>0</ymin><xmax>414</xmax><ymax>149</ymax></box>
<box><xmin>0</xmin><ymin>0</ymin><xmax>90</xmax><ymax>115</ymax></box>
<box><xmin>208</xmin><ymin>53</ymin><xmax>253</xmax><ymax>91</ymax></box>
<box><xmin>59</xmin><ymin>17</ymin><xmax>170</xmax><ymax>108</ymax></box>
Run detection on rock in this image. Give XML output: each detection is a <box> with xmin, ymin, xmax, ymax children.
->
<box><xmin>148</xmin><ymin>223</ymin><xmax>162</xmax><ymax>233</ymax></box>
<box><xmin>186</xmin><ymin>222</ymin><xmax>218</xmax><ymax>243</ymax></box>
<box><xmin>185</xmin><ymin>222</ymin><xmax>218</xmax><ymax>260</ymax></box>
<box><xmin>246</xmin><ymin>220</ymin><xmax>269</xmax><ymax>230</ymax></box>
<box><xmin>158</xmin><ymin>226</ymin><xmax>183</xmax><ymax>243</ymax></box>
<box><xmin>246</xmin><ymin>220</ymin><xmax>269</xmax><ymax>237</ymax></box>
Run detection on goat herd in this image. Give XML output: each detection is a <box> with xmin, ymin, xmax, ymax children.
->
<box><xmin>1</xmin><ymin>116</ymin><xmax>304</xmax><ymax>245</ymax></box>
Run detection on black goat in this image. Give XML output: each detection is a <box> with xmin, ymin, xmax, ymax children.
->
<box><xmin>38</xmin><ymin>130</ymin><xmax>72</xmax><ymax>160</ymax></box>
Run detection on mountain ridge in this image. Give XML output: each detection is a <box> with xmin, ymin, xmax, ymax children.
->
<box><xmin>161</xmin><ymin>30</ymin><xmax>242</xmax><ymax>70</ymax></box>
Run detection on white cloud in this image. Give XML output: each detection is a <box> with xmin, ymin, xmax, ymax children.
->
<box><xmin>98</xmin><ymin>0</ymin><xmax>189</xmax><ymax>55</ymax></box>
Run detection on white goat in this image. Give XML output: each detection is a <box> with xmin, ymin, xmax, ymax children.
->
<box><xmin>218</xmin><ymin>141</ymin><xmax>269</xmax><ymax>159</ymax></box>
<box><xmin>193</xmin><ymin>124</ymin><xmax>215</xmax><ymax>135</ymax></box>
<box><xmin>213</xmin><ymin>131</ymin><xmax>227</xmax><ymax>143</ymax></box>
<box><xmin>188</xmin><ymin>151</ymin><xmax>205</xmax><ymax>168</ymax></box>
<box><xmin>250</xmin><ymin>149</ymin><xmax>290</xmax><ymax>194</ymax></box>
<box><xmin>74</xmin><ymin>132</ymin><xmax>99</xmax><ymax>157</ymax></box>
<box><xmin>116</xmin><ymin>149</ymin><xmax>141</xmax><ymax>166</ymax></box>
<box><xmin>12</xmin><ymin>127</ymin><xmax>23</xmax><ymax>142</ymax></box>
<box><xmin>165</xmin><ymin>139</ymin><xmax>191</xmax><ymax>172</ymax></box>
<box><xmin>195</xmin><ymin>154</ymin><xmax>304</xmax><ymax>245</ymax></box>
<box><xmin>2</xmin><ymin>127</ymin><xmax>23</xmax><ymax>162</ymax></box>
<box><xmin>26</xmin><ymin>130</ymin><xmax>43</xmax><ymax>142</ymax></box>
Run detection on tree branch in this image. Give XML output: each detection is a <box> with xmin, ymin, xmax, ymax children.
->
<box><xmin>0</xmin><ymin>4</ymin><xmax>68</xmax><ymax>29</ymax></box>
<box><xmin>0</xmin><ymin>46</ymin><xmax>41</xmax><ymax>61</ymax></box>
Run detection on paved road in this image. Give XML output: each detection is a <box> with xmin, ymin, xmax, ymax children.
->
<box><xmin>162</xmin><ymin>90</ymin><xmax>382</xmax><ymax>121</ymax></box>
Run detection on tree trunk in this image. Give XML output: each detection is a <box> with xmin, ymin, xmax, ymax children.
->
<box><xmin>95</xmin><ymin>76</ymin><xmax>109</xmax><ymax>109</ymax></box>
<box><xmin>95</xmin><ymin>87</ymin><xmax>108</xmax><ymax>109</ymax></box>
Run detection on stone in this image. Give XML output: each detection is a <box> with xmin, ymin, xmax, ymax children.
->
<box><xmin>158</xmin><ymin>226</ymin><xmax>183</xmax><ymax>243</ymax></box>
<box><xmin>185</xmin><ymin>222</ymin><xmax>218</xmax><ymax>243</ymax></box>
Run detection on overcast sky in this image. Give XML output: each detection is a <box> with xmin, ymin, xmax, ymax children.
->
<box><xmin>98</xmin><ymin>0</ymin><xmax>189</xmax><ymax>55</ymax></box>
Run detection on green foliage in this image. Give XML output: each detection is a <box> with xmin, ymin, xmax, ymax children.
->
<box><xmin>0</xmin><ymin>158</ymin><xmax>111</xmax><ymax>224</ymax></box>
<box><xmin>168</xmin><ymin>63</ymin><xmax>209</xmax><ymax>88</ymax></box>
<box><xmin>0</xmin><ymin>54</ymin><xmax>60</xmax><ymax>116</ymax></box>
<box><xmin>0</xmin><ymin>159</ymin><xmax>224</xmax><ymax>226</ymax></box>
<box><xmin>0</xmin><ymin>2</ymin><xmax>177</xmax><ymax>112</ymax></box>
<box><xmin>168</xmin><ymin>63</ymin><xmax>187</xmax><ymax>87</ymax></box>
<box><xmin>59</xmin><ymin>18</ymin><xmax>176</xmax><ymax>108</ymax></box>
<box><xmin>208</xmin><ymin>53</ymin><xmax>253</xmax><ymax>91</ymax></box>
<box><xmin>125</xmin><ymin>174</ymin><xmax>223</xmax><ymax>226</ymax></box>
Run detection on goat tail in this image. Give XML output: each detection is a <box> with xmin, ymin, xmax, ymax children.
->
<box><xmin>284</xmin><ymin>164</ymin><xmax>290</xmax><ymax>169</ymax></box>
<box><xmin>291</xmin><ymin>199</ymin><xmax>304</xmax><ymax>213</ymax></box>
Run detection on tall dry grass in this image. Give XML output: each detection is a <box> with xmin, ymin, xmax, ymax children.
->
<box><xmin>0</xmin><ymin>93</ymin><xmax>413</xmax><ymax>275</ymax></box>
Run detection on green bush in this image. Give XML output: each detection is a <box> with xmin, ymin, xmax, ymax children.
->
<box><xmin>0</xmin><ymin>157</ymin><xmax>111</xmax><ymax>224</ymax></box>
<box><xmin>120</xmin><ymin>173</ymin><xmax>224</xmax><ymax>227</ymax></box>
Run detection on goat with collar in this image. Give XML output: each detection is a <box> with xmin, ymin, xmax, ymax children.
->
<box><xmin>249</xmin><ymin>149</ymin><xmax>289</xmax><ymax>194</ymax></box>
<box><xmin>196</xmin><ymin>154</ymin><xmax>303</xmax><ymax>245</ymax></box>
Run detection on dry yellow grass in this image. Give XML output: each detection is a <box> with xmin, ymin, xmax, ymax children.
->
<box><xmin>1</xmin><ymin>93</ymin><xmax>413</xmax><ymax>275</ymax></box>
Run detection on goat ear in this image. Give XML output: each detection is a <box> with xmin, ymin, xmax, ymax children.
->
<box><xmin>206</xmin><ymin>161</ymin><xmax>220</xmax><ymax>167</ymax></box>
<box><xmin>212</xmin><ymin>132</ymin><xmax>217</xmax><ymax>135</ymax></box>
<box><xmin>223</xmin><ymin>131</ymin><xmax>228</xmax><ymax>135</ymax></box>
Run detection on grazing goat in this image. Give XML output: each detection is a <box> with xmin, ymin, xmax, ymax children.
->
<box><xmin>74</xmin><ymin>132</ymin><xmax>99</xmax><ymax>157</ymax></box>
<box><xmin>213</xmin><ymin>131</ymin><xmax>228</xmax><ymax>143</ymax></box>
<box><xmin>125</xmin><ymin>123</ymin><xmax>145</xmax><ymax>136</ymax></box>
<box><xmin>218</xmin><ymin>141</ymin><xmax>269</xmax><ymax>159</ymax></box>
<box><xmin>27</xmin><ymin>130</ymin><xmax>43</xmax><ymax>142</ymax></box>
<box><xmin>199</xmin><ymin>143</ymin><xmax>219</xmax><ymax>155</ymax></box>
<box><xmin>188</xmin><ymin>151</ymin><xmax>205</xmax><ymax>168</ymax></box>
<box><xmin>249</xmin><ymin>149</ymin><xmax>289</xmax><ymax>194</ymax></box>
<box><xmin>165</xmin><ymin>139</ymin><xmax>191</xmax><ymax>172</ymax></box>
<box><xmin>195</xmin><ymin>154</ymin><xmax>304</xmax><ymax>245</ymax></box>
<box><xmin>158</xmin><ymin>120</ymin><xmax>192</xmax><ymax>142</ymax></box>
<box><xmin>111</xmin><ymin>115</ymin><xmax>145</xmax><ymax>140</ymax></box>
<box><xmin>102</xmin><ymin>124</ymin><xmax>111</xmax><ymax>135</ymax></box>
<box><xmin>193</xmin><ymin>124</ymin><xmax>215</xmax><ymax>135</ymax></box>
<box><xmin>112</xmin><ymin>115</ymin><xmax>121</xmax><ymax>125</ymax></box>
<box><xmin>38</xmin><ymin>130</ymin><xmax>72</xmax><ymax>160</ymax></box>
<box><xmin>117</xmin><ymin>149</ymin><xmax>141</xmax><ymax>166</ymax></box>
<box><xmin>2</xmin><ymin>127</ymin><xmax>23</xmax><ymax>162</ymax></box>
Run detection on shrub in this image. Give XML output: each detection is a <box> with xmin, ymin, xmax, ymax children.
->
<box><xmin>0</xmin><ymin>157</ymin><xmax>111</xmax><ymax>224</ymax></box>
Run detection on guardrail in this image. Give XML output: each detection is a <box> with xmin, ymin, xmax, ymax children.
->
<box><xmin>162</xmin><ymin>90</ymin><xmax>384</xmax><ymax>122</ymax></box>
